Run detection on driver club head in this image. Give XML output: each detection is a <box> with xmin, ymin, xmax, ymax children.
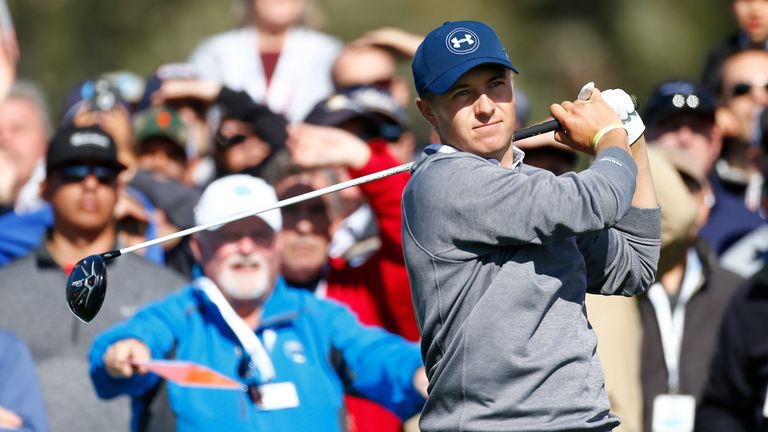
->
<box><xmin>66</xmin><ymin>254</ymin><xmax>108</xmax><ymax>323</ymax></box>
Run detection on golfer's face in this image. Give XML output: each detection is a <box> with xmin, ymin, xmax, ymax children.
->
<box><xmin>422</xmin><ymin>64</ymin><xmax>516</xmax><ymax>160</ymax></box>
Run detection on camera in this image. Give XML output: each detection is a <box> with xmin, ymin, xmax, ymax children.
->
<box><xmin>89</xmin><ymin>79</ymin><xmax>121</xmax><ymax>112</ymax></box>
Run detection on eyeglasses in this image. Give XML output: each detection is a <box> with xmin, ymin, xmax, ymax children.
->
<box><xmin>58</xmin><ymin>165</ymin><xmax>118</xmax><ymax>185</ymax></box>
<box><xmin>729</xmin><ymin>81</ymin><xmax>768</xmax><ymax>97</ymax></box>
<box><xmin>216</xmin><ymin>134</ymin><xmax>248</xmax><ymax>149</ymax></box>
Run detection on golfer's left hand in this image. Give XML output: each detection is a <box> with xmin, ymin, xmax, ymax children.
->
<box><xmin>601</xmin><ymin>89</ymin><xmax>644</xmax><ymax>144</ymax></box>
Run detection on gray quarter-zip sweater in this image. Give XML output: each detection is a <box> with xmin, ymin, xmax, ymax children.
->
<box><xmin>402</xmin><ymin>146</ymin><xmax>661</xmax><ymax>432</ymax></box>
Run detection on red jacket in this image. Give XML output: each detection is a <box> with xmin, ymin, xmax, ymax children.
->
<box><xmin>325</xmin><ymin>139</ymin><xmax>419</xmax><ymax>341</ymax></box>
<box><xmin>324</xmin><ymin>140</ymin><xmax>420</xmax><ymax>432</ymax></box>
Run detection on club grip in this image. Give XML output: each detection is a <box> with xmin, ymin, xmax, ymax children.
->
<box><xmin>512</xmin><ymin>119</ymin><xmax>561</xmax><ymax>142</ymax></box>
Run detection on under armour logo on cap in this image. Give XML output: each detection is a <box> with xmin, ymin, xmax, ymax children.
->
<box><xmin>412</xmin><ymin>20</ymin><xmax>518</xmax><ymax>97</ymax></box>
<box><xmin>447</xmin><ymin>28</ymin><xmax>479</xmax><ymax>54</ymax></box>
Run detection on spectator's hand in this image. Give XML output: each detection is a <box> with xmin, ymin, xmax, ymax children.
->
<box><xmin>286</xmin><ymin>124</ymin><xmax>371</xmax><ymax>170</ymax></box>
<box><xmin>601</xmin><ymin>88</ymin><xmax>645</xmax><ymax>144</ymax></box>
<box><xmin>412</xmin><ymin>366</ymin><xmax>428</xmax><ymax>399</ymax></box>
<box><xmin>0</xmin><ymin>406</ymin><xmax>22</xmax><ymax>429</ymax></box>
<box><xmin>352</xmin><ymin>27</ymin><xmax>423</xmax><ymax>59</ymax></box>
<box><xmin>151</xmin><ymin>79</ymin><xmax>222</xmax><ymax>106</ymax></box>
<box><xmin>114</xmin><ymin>189</ymin><xmax>150</xmax><ymax>227</ymax></box>
<box><xmin>0</xmin><ymin>148</ymin><xmax>17</xmax><ymax>206</ymax></box>
<box><xmin>103</xmin><ymin>338</ymin><xmax>151</xmax><ymax>379</ymax></box>
<box><xmin>0</xmin><ymin>24</ymin><xmax>18</xmax><ymax>102</ymax></box>
<box><xmin>152</xmin><ymin>209</ymin><xmax>182</xmax><ymax>251</ymax></box>
<box><xmin>550</xmin><ymin>88</ymin><xmax>626</xmax><ymax>155</ymax></box>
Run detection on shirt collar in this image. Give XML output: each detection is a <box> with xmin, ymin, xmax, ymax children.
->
<box><xmin>737</xmin><ymin>31</ymin><xmax>768</xmax><ymax>49</ymax></box>
<box><xmin>259</xmin><ymin>277</ymin><xmax>303</xmax><ymax>328</ymax></box>
<box><xmin>423</xmin><ymin>143</ymin><xmax>525</xmax><ymax>168</ymax></box>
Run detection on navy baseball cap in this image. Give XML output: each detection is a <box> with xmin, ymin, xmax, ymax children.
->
<box><xmin>644</xmin><ymin>80</ymin><xmax>716</xmax><ymax>125</ymax></box>
<box><xmin>412</xmin><ymin>21</ymin><xmax>518</xmax><ymax>97</ymax></box>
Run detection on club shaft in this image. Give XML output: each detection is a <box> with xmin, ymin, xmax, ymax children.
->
<box><xmin>118</xmin><ymin>162</ymin><xmax>414</xmax><ymax>255</ymax></box>
<box><xmin>114</xmin><ymin>119</ymin><xmax>561</xmax><ymax>257</ymax></box>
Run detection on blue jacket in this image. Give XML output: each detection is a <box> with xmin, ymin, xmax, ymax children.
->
<box><xmin>89</xmin><ymin>277</ymin><xmax>424</xmax><ymax>432</ymax></box>
<box><xmin>0</xmin><ymin>329</ymin><xmax>49</xmax><ymax>432</ymax></box>
<box><xmin>0</xmin><ymin>206</ymin><xmax>52</xmax><ymax>267</ymax></box>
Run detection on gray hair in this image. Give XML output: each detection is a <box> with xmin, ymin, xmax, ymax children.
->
<box><xmin>7</xmin><ymin>80</ymin><xmax>52</xmax><ymax>137</ymax></box>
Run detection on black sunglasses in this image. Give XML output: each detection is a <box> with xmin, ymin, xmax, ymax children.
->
<box><xmin>729</xmin><ymin>81</ymin><xmax>768</xmax><ymax>97</ymax></box>
<box><xmin>58</xmin><ymin>165</ymin><xmax>118</xmax><ymax>185</ymax></box>
<box><xmin>216</xmin><ymin>133</ymin><xmax>248</xmax><ymax>149</ymax></box>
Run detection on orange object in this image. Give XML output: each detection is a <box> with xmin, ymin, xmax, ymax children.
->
<box><xmin>134</xmin><ymin>360</ymin><xmax>243</xmax><ymax>390</ymax></box>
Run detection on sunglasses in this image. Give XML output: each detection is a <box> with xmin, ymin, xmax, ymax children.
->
<box><xmin>729</xmin><ymin>81</ymin><xmax>768</xmax><ymax>97</ymax></box>
<box><xmin>58</xmin><ymin>165</ymin><xmax>118</xmax><ymax>185</ymax></box>
<box><xmin>216</xmin><ymin>134</ymin><xmax>247</xmax><ymax>148</ymax></box>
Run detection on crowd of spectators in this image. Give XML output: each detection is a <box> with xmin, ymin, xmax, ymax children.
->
<box><xmin>2</xmin><ymin>0</ymin><xmax>768</xmax><ymax>431</ymax></box>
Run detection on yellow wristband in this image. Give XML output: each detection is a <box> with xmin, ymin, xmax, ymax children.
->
<box><xmin>592</xmin><ymin>124</ymin><xmax>627</xmax><ymax>150</ymax></box>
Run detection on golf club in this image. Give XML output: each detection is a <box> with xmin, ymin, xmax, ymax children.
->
<box><xmin>65</xmin><ymin>110</ymin><xmax>585</xmax><ymax>322</ymax></box>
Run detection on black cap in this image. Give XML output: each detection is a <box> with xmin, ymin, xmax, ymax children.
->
<box><xmin>216</xmin><ymin>103</ymin><xmax>288</xmax><ymax>151</ymax></box>
<box><xmin>305</xmin><ymin>86</ymin><xmax>407</xmax><ymax>141</ymax></box>
<box><xmin>46</xmin><ymin>125</ymin><xmax>125</xmax><ymax>171</ymax></box>
<box><xmin>644</xmin><ymin>80</ymin><xmax>716</xmax><ymax>125</ymax></box>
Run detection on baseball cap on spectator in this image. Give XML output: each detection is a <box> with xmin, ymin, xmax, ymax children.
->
<box><xmin>61</xmin><ymin>79</ymin><xmax>129</xmax><ymax>125</ymax></box>
<box><xmin>134</xmin><ymin>105</ymin><xmax>188</xmax><ymax>149</ymax></box>
<box><xmin>347</xmin><ymin>86</ymin><xmax>407</xmax><ymax>140</ymax></box>
<box><xmin>215</xmin><ymin>103</ymin><xmax>288</xmax><ymax>151</ymax></box>
<box><xmin>101</xmin><ymin>71</ymin><xmax>146</xmax><ymax>107</ymax></box>
<box><xmin>412</xmin><ymin>20</ymin><xmax>518</xmax><ymax>97</ymax></box>
<box><xmin>46</xmin><ymin>125</ymin><xmax>126</xmax><ymax>172</ymax></box>
<box><xmin>643</xmin><ymin>80</ymin><xmax>716</xmax><ymax>125</ymax></box>
<box><xmin>194</xmin><ymin>174</ymin><xmax>282</xmax><ymax>232</ymax></box>
<box><xmin>137</xmin><ymin>63</ymin><xmax>202</xmax><ymax>111</ymax></box>
<box><xmin>304</xmin><ymin>93</ymin><xmax>362</xmax><ymax>126</ymax></box>
<box><xmin>306</xmin><ymin>87</ymin><xmax>406</xmax><ymax>141</ymax></box>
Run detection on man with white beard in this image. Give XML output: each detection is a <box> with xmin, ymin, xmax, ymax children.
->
<box><xmin>88</xmin><ymin>174</ymin><xmax>427</xmax><ymax>432</ymax></box>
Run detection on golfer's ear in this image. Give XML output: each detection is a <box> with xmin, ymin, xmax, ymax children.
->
<box><xmin>416</xmin><ymin>97</ymin><xmax>438</xmax><ymax>130</ymax></box>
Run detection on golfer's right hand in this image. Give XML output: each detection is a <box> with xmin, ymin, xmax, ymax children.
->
<box><xmin>103</xmin><ymin>338</ymin><xmax>150</xmax><ymax>379</ymax></box>
<box><xmin>549</xmin><ymin>88</ymin><xmax>627</xmax><ymax>155</ymax></box>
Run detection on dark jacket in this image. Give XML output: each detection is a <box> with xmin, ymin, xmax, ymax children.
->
<box><xmin>0</xmin><ymin>329</ymin><xmax>49</xmax><ymax>432</ymax></box>
<box><xmin>639</xmin><ymin>241</ymin><xmax>744</xmax><ymax>432</ymax></box>
<box><xmin>695</xmin><ymin>264</ymin><xmax>768</xmax><ymax>431</ymax></box>
<box><xmin>0</xmin><ymin>238</ymin><xmax>188</xmax><ymax>432</ymax></box>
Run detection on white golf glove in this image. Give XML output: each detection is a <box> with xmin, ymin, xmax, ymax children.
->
<box><xmin>601</xmin><ymin>88</ymin><xmax>644</xmax><ymax>145</ymax></box>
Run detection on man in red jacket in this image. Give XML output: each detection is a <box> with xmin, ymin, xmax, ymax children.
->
<box><xmin>261</xmin><ymin>87</ymin><xmax>421</xmax><ymax>432</ymax></box>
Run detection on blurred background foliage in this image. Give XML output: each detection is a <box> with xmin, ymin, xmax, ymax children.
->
<box><xmin>8</xmin><ymin>0</ymin><xmax>736</xmax><ymax>127</ymax></box>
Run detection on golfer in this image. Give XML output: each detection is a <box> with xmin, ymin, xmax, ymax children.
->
<box><xmin>403</xmin><ymin>21</ymin><xmax>660</xmax><ymax>431</ymax></box>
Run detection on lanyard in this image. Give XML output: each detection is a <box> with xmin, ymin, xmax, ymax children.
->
<box><xmin>647</xmin><ymin>248</ymin><xmax>704</xmax><ymax>393</ymax></box>
<box><xmin>195</xmin><ymin>277</ymin><xmax>276</xmax><ymax>383</ymax></box>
